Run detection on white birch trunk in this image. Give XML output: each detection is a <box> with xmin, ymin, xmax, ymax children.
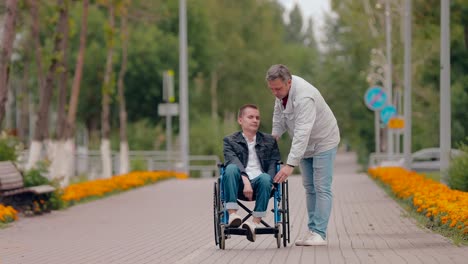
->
<box><xmin>49</xmin><ymin>139</ymin><xmax>75</xmax><ymax>186</ymax></box>
<box><xmin>49</xmin><ymin>139</ymin><xmax>61</xmax><ymax>180</ymax></box>
<box><xmin>119</xmin><ymin>141</ymin><xmax>129</xmax><ymax>174</ymax></box>
<box><xmin>100</xmin><ymin>139</ymin><xmax>112</xmax><ymax>178</ymax></box>
<box><xmin>26</xmin><ymin>140</ymin><xmax>42</xmax><ymax>170</ymax></box>
<box><xmin>62</xmin><ymin>139</ymin><xmax>75</xmax><ymax>186</ymax></box>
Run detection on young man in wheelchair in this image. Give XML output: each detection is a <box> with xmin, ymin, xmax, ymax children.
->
<box><xmin>222</xmin><ymin>104</ymin><xmax>281</xmax><ymax>242</ymax></box>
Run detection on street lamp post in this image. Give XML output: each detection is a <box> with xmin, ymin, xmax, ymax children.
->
<box><xmin>403</xmin><ymin>0</ymin><xmax>412</xmax><ymax>169</ymax></box>
<box><xmin>440</xmin><ymin>0</ymin><xmax>450</xmax><ymax>184</ymax></box>
<box><xmin>385</xmin><ymin>0</ymin><xmax>394</xmax><ymax>158</ymax></box>
<box><xmin>179</xmin><ymin>0</ymin><xmax>189</xmax><ymax>175</ymax></box>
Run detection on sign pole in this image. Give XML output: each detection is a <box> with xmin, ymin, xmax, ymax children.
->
<box><xmin>375</xmin><ymin>111</ymin><xmax>380</xmax><ymax>154</ymax></box>
<box><xmin>385</xmin><ymin>0</ymin><xmax>394</xmax><ymax>158</ymax></box>
<box><xmin>364</xmin><ymin>86</ymin><xmax>388</xmax><ymax>155</ymax></box>
<box><xmin>440</xmin><ymin>0</ymin><xmax>450</xmax><ymax>184</ymax></box>
<box><xmin>179</xmin><ymin>0</ymin><xmax>189</xmax><ymax>175</ymax></box>
<box><xmin>403</xmin><ymin>0</ymin><xmax>412</xmax><ymax>169</ymax></box>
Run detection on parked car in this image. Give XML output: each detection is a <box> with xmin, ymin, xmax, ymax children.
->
<box><xmin>408</xmin><ymin>148</ymin><xmax>464</xmax><ymax>172</ymax></box>
<box><xmin>370</xmin><ymin>148</ymin><xmax>465</xmax><ymax>172</ymax></box>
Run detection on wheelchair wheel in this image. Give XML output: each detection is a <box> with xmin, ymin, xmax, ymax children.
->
<box><xmin>276</xmin><ymin>223</ymin><xmax>282</xmax><ymax>248</ymax></box>
<box><xmin>281</xmin><ymin>181</ymin><xmax>290</xmax><ymax>247</ymax></box>
<box><xmin>219</xmin><ymin>225</ymin><xmax>226</xmax><ymax>250</ymax></box>
<box><xmin>213</xmin><ymin>182</ymin><xmax>221</xmax><ymax>246</ymax></box>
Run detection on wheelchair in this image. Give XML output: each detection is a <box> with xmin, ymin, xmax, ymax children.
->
<box><xmin>213</xmin><ymin>163</ymin><xmax>290</xmax><ymax>249</ymax></box>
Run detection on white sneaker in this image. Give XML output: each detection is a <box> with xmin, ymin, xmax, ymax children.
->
<box><xmin>228</xmin><ymin>213</ymin><xmax>242</xmax><ymax>227</ymax></box>
<box><xmin>295</xmin><ymin>231</ymin><xmax>327</xmax><ymax>246</ymax></box>
<box><xmin>242</xmin><ymin>221</ymin><xmax>257</xmax><ymax>242</ymax></box>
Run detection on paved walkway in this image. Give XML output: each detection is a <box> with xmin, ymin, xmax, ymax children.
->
<box><xmin>1</xmin><ymin>152</ymin><xmax>467</xmax><ymax>264</ymax></box>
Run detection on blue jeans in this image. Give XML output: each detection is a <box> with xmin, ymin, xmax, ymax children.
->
<box><xmin>222</xmin><ymin>164</ymin><xmax>273</xmax><ymax>218</ymax></box>
<box><xmin>299</xmin><ymin>147</ymin><xmax>337</xmax><ymax>239</ymax></box>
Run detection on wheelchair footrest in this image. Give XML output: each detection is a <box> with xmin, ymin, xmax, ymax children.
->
<box><xmin>255</xmin><ymin>227</ymin><xmax>279</xmax><ymax>235</ymax></box>
<box><xmin>224</xmin><ymin>227</ymin><xmax>279</xmax><ymax>236</ymax></box>
<box><xmin>225</xmin><ymin>227</ymin><xmax>247</xmax><ymax>236</ymax></box>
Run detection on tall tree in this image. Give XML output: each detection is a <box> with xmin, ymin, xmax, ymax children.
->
<box><xmin>27</xmin><ymin>0</ymin><xmax>69</xmax><ymax>170</ymax></box>
<box><xmin>0</xmin><ymin>0</ymin><xmax>18</xmax><ymax>128</ymax></box>
<box><xmin>100</xmin><ymin>1</ymin><xmax>116</xmax><ymax>178</ymax></box>
<box><xmin>50</xmin><ymin>0</ymin><xmax>71</xmax><ymax>185</ymax></box>
<box><xmin>56</xmin><ymin>0</ymin><xmax>89</xmax><ymax>186</ymax></box>
<box><xmin>56</xmin><ymin>2</ymin><xmax>70</xmax><ymax>139</ymax></box>
<box><xmin>285</xmin><ymin>3</ymin><xmax>304</xmax><ymax>44</ymax></box>
<box><xmin>117</xmin><ymin>0</ymin><xmax>130</xmax><ymax>174</ymax></box>
<box><xmin>64</xmin><ymin>0</ymin><xmax>89</xmax><ymax>142</ymax></box>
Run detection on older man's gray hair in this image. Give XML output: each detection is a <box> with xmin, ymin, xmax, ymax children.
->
<box><xmin>266</xmin><ymin>64</ymin><xmax>292</xmax><ymax>82</ymax></box>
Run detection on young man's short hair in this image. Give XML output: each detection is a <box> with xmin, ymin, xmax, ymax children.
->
<box><xmin>238</xmin><ymin>104</ymin><xmax>259</xmax><ymax>118</ymax></box>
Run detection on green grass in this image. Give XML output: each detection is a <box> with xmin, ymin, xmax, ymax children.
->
<box><xmin>369</xmin><ymin>175</ymin><xmax>467</xmax><ymax>246</ymax></box>
<box><xmin>69</xmin><ymin>173</ymin><xmax>90</xmax><ymax>185</ymax></box>
<box><xmin>420</xmin><ymin>171</ymin><xmax>441</xmax><ymax>182</ymax></box>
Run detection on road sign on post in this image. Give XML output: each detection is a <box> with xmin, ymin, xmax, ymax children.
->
<box><xmin>380</xmin><ymin>105</ymin><xmax>397</xmax><ymax>125</ymax></box>
<box><xmin>364</xmin><ymin>86</ymin><xmax>388</xmax><ymax>111</ymax></box>
<box><xmin>364</xmin><ymin>86</ymin><xmax>388</xmax><ymax>154</ymax></box>
<box><xmin>158</xmin><ymin>103</ymin><xmax>179</xmax><ymax>116</ymax></box>
<box><xmin>163</xmin><ymin>70</ymin><xmax>175</xmax><ymax>103</ymax></box>
<box><xmin>388</xmin><ymin>116</ymin><xmax>405</xmax><ymax>130</ymax></box>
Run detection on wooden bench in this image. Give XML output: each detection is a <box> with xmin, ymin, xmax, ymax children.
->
<box><xmin>0</xmin><ymin>161</ymin><xmax>55</xmax><ymax>215</ymax></box>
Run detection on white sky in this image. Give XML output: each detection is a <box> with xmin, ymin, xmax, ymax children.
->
<box><xmin>278</xmin><ymin>0</ymin><xmax>331</xmax><ymax>41</ymax></box>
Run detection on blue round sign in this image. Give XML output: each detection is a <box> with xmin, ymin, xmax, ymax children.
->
<box><xmin>364</xmin><ymin>86</ymin><xmax>387</xmax><ymax>111</ymax></box>
<box><xmin>380</xmin><ymin>105</ymin><xmax>397</xmax><ymax>125</ymax></box>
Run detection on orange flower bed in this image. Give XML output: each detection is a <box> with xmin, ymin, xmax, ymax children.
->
<box><xmin>368</xmin><ymin>167</ymin><xmax>468</xmax><ymax>235</ymax></box>
<box><xmin>62</xmin><ymin>171</ymin><xmax>188</xmax><ymax>203</ymax></box>
<box><xmin>0</xmin><ymin>204</ymin><xmax>18</xmax><ymax>223</ymax></box>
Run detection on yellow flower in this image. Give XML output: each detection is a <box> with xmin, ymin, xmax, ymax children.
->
<box><xmin>369</xmin><ymin>167</ymin><xmax>468</xmax><ymax>236</ymax></box>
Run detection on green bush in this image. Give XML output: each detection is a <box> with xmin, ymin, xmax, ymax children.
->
<box><xmin>130</xmin><ymin>158</ymin><xmax>147</xmax><ymax>171</ymax></box>
<box><xmin>23</xmin><ymin>163</ymin><xmax>50</xmax><ymax>187</ymax></box>
<box><xmin>448</xmin><ymin>144</ymin><xmax>468</xmax><ymax>191</ymax></box>
<box><xmin>110</xmin><ymin>120</ymin><xmax>165</xmax><ymax>151</ymax></box>
<box><xmin>0</xmin><ymin>132</ymin><xmax>20</xmax><ymax>161</ymax></box>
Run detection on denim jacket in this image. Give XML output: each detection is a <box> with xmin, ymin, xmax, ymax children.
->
<box><xmin>223</xmin><ymin>131</ymin><xmax>281</xmax><ymax>178</ymax></box>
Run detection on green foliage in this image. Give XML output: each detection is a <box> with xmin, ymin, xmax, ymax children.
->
<box><xmin>8</xmin><ymin>0</ymin><xmax>466</xmax><ymax>169</ymax></box>
<box><xmin>23</xmin><ymin>162</ymin><xmax>50</xmax><ymax>187</ymax></box>
<box><xmin>130</xmin><ymin>158</ymin><xmax>146</xmax><ymax>171</ymax></box>
<box><xmin>0</xmin><ymin>132</ymin><xmax>21</xmax><ymax>162</ymax></box>
<box><xmin>110</xmin><ymin>119</ymin><xmax>164</xmax><ymax>150</ymax></box>
<box><xmin>448</xmin><ymin>144</ymin><xmax>468</xmax><ymax>191</ymax></box>
<box><xmin>48</xmin><ymin>189</ymin><xmax>68</xmax><ymax>210</ymax></box>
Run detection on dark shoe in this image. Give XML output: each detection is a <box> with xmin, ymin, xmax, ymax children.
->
<box><xmin>242</xmin><ymin>221</ymin><xmax>256</xmax><ymax>242</ymax></box>
<box><xmin>228</xmin><ymin>213</ymin><xmax>242</xmax><ymax>227</ymax></box>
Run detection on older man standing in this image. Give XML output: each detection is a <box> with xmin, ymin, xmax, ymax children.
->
<box><xmin>266</xmin><ymin>64</ymin><xmax>340</xmax><ymax>246</ymax></box>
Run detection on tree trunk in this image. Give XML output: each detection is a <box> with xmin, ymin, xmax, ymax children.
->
<box><xmin>27</xmin><ymin>0</ymin><xmax>67</xmax><ymax>170</ymax></box>
<box><xmin>56</xmin><ymin>3</ymin><xmax>69</xmax><ymax>139</ymax></box>
<box><xmin>0</xmin><ymin>0</ymin><xmax>18</xmax><ymax>128</ymax></box>
<box><xmin>464</xmin><ymin>25</ymin><xmax>468</xmax><ymax>50</ymax></box>
<box><xmin>101</xmin><ymin>3</ymin><xmax>115</xmax><ymax>178</ymax></box>
<box><xmin>58</xmin><ymin>0</ymin><xmax>89</xmax><ymax>186</ymax></box>
<box><xmin>118</xmin><ymin>12</ymin><xmax>129</xmax><ymax>174</ymax></box>
<box><xmin>210</xmin><ymin>70</ymin><xmax>219</xmax><ymax>122</ymax></box>
<box><xmin>64</xmin><ymin>0</ymin><xmax>88</xmax><ymax>140</ymax></box>
<box><xmin>50</xmin><ymin>0</ymin><xmax>70</xmax><ymax>184</ymax></box>
<box><xmin>19</xmin><ymin>63</ymin><xmax>30</xmax><ymax>143</ymax></box>
<box><xmin>26</xmin><ymin>0</ymin><xmax>45</xmax><ymax>169</ymax></box>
